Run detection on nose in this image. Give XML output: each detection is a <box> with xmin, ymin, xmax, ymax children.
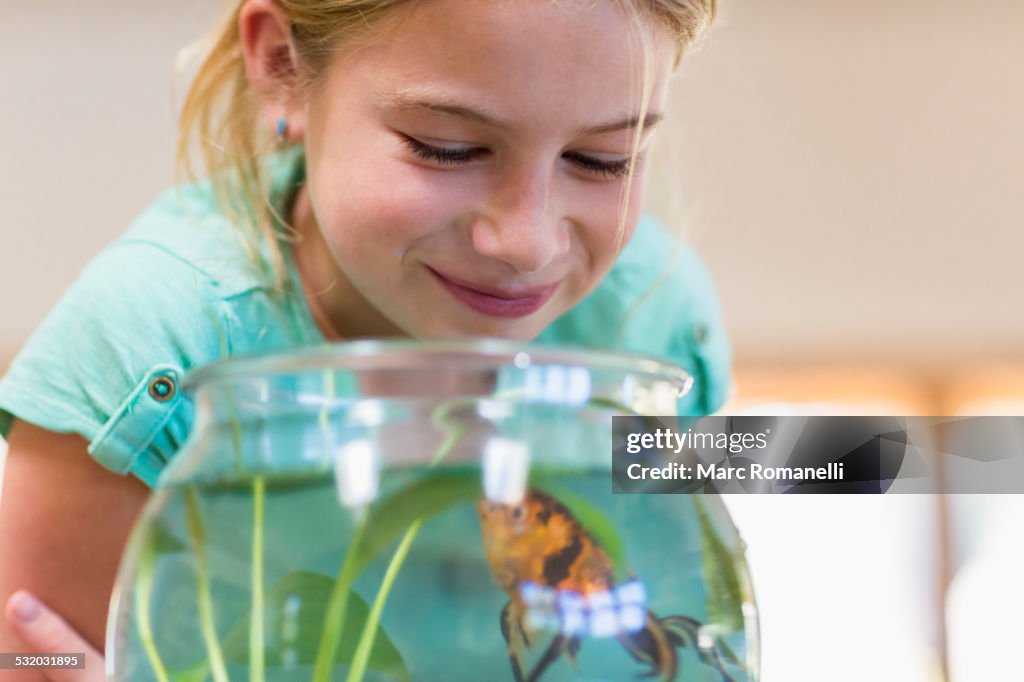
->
<box><xmin>471</xmin><ymin>166</ymin><xmax>570</xmax><ymax>274</ymax></box>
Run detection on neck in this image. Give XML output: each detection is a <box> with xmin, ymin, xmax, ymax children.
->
<box><xmin>289</xmin><ymin>185</ymin><xmax>406</xmax><ymax>340</ymax></box>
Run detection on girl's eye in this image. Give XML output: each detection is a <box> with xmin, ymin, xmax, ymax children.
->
<box><xmin>402</xmin><ymin>135</ymin><xmax>632</xmax><ymax>179</ymax></box>
<box><xmin>402</xmin><ymin>136</ymin><xmax>484</xmax><ymax>165</ymax></box>
<box><xmin>563</xmin><ymin>151</ymin><xmax>633</xmax><ymax>179</ymax></box>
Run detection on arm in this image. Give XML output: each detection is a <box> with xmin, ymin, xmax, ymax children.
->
<box><xmin>0</xmin><ymin>419</ymin><xmax>149</xmax><ymax>681</ymax></box>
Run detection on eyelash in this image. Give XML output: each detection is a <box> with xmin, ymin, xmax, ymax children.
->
<box><xmin>401</xmin><ymin>136</ymin><xmax>633</xmax><ymax>179</ymax></box>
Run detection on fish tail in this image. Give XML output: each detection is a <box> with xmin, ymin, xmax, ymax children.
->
<box><xmin>658</xmin><ymin>614</ymin><xmax>701</xmax><ymax>649</ymax></box>
<box><xmin>619</xmin><ymin>611</ymin><xmax>678</xmax><ymax>682</ymax></box>
<box><xmin>658</xmin><ymin>614</ymin><xmax>736</xmax><ymax>682</ymax></box>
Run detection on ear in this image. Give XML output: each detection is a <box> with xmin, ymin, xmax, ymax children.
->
<box><xmin>239</xmin><ymin>0</ymin><xmax>306</xmax><ymax>142</ymax></box>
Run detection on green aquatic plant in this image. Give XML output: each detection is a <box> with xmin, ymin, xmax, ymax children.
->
<box><xmin>221</xmin><ymin>371</ymin><xmax>268</xmax><ymax>682</ymax></box>
<box><xmin>250</xmin><ymin>476</ymin><xmax>267</xmax><ymax>682</ymax></box>
<box><xmin>310</xmin><ymin>517</ymin><xmax>367</xmax><ymax>681</ymax></box>
<box><xmin>140</xmin><ymin>388</ymin><xmax>643</xmax><ymax>682</ymax></box>
<box><xmin>183</xmin><ymin>487</ymin><xmax>230</xmax><ymax>682</ymax></box>
<box><xmin>229</xmin><ymin>571</ymin><xmax>407</xmax><ymax>676</ymax></box>
<box><xmin>169</xmin><ymin>571</ymin><xmax>409</xmax><ymax>681</ymax></box>
<box><xmin>345</xmin><ymin>521</ymin><xmax>421</xmax><ymax>682</ymax></box>
<box><xmin>692</xmin><ymin>494</ymin><xmax>752</xmax><ymax>677</ymax></box>
<box><xmin>134</xmin><ymin>523</ymin><xmax>175</xmax><ymax>682</ymax></box>
<box><xmin>694</xmin><ymin>495</ymin><xmax>745</xmax><ymax>632</ymax></box>
<box><xmin>313</xmin><ymin>395</ymin><xmax>474</xmax><ymax>682</ymax></box>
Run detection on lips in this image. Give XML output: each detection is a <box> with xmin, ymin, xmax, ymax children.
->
<box><xmin>427</xmin><ymin>267</ymin><xmax>559</xmax><ymax>318</ymax></box>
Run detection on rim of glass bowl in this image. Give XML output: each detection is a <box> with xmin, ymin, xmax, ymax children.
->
<box><xmin>183</xmin><ymin>339</ymin><xmax>693</xmax><ymax>396</ymax></box>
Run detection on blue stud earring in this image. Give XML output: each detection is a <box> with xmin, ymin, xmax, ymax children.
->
<box><xmin>276</xmin><ymin>118</ymin><xmax>288</xmax><ymax>143</ymax></box>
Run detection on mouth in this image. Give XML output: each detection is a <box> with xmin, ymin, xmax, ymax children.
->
<box><xmin>427</xmin><ymin>267</ymin><xmax>559</xmax><ymax>319</ymax></box>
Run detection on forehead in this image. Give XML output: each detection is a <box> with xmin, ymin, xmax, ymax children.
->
<box><xmin>322</xmin><ymin>0</ymin><xmax>675</xmax><ymax>132</ymax></box>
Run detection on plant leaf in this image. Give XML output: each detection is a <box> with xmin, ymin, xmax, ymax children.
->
<box><xmin>212</xmin><ymin>571</ymin><xmax>409</xmax><ymax>680</ymax></box>
<box><xmin>168</xmin><ymin>662</ymin><xmax>210</xmax><ymax>682</ymax></box>
<box><xmin>694</xmin><ymin>496</ymin><xmax>744</xmax><ymax>631</ymax></box>
<box><xmin>147</xmin><ymin>518</ymin><xmax>189</xmax><ymax>555</ymax></box>
<box><xmin>351</xmin><ymin>470</ymin><xmax>484</xmax><ymax>575</ymax></box>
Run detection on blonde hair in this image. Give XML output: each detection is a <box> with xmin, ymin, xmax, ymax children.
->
<box><xmin>176</xmin><ymin>0</ymin><xmax>716</xmax><ymax>286</ymax></box>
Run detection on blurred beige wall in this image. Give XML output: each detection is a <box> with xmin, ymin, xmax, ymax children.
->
<box><xmin>2</xmin><ymin>0</ymin><xmax>1022</xmax><ymax>372</ymax></box>
<box><xmin>0</xmin><ymin>0</ymin><xmax>221</xmax><ymax>370</ymax></box>
<box><xmin>652</xmin><ymin>0</ymin><xmax>1024</xmax><ymax>367</ymax></box>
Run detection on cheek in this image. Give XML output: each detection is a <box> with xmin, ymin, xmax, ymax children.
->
<box><xmin>308</xmin><ymin>109</ymin><xmax>473</xmax><ymax>246</ymax></box>
<box><xmin>573</xmin><ymin>189</ymin><xmax>640</xmax><ymax>269</ymax></box>
<box><xmin>314</xmin><ymin>160</ymin><xmax>471</xmax><ymax>247</ymax></box>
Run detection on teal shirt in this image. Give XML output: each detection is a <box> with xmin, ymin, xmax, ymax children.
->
<box><xmin>0</xmin><ymin>155</ymin><xmax>731</xmax><ymax>487</ymax></box>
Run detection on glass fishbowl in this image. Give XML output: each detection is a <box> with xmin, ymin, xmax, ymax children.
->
<box><xmin>107</xmin><ymin>341</ymin><xmax>759</xmax><ymax>681</ymax></box>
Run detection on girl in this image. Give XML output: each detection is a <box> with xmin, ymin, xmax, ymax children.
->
<box><xmin>0</xmin><ymin>0</ymin><xmax>727</xmax><ymax>679</ymax></box>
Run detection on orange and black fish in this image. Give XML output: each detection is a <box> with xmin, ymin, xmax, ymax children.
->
<box><xmin>478</xmin><ymin>488</ymin><xmax>736</xmax><ymax>682</ymax></box>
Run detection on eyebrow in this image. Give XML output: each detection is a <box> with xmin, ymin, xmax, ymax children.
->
<box><xmin>378</xmin><ymin>89</ymin><xmax>664</xmax><ymax>136</ymax></box>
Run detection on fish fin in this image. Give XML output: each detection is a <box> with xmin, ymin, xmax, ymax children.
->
<box><xmin>618</xmin><ymin>612</ymin><xmax>678</xmax><ymax>682</ymax></box>
<box><xmin>525</xmin><ymin>634</ymin><xmax>571</xmax><ymax>682</ymax></box>
<box><xmin>564</xmin><ymin>636</ymin><xmax>582</xmax><ymax>669</ymax></box>
<box><xmin>699</xmin><ymin>647</ymin><xmax>736</xmax><ymax>682</ymax></box>
<box><xmin>658</xmin><ymin>614</ymin><xmax>737</xmax><ymax>682</ymax></box>
<box><xmin>501</xmin><ymin>601</ymin><xmax>528</xmax><ymax>682</ymax></box>
<box><xmin>697</xmin><ymin>644</ymin><xmax>736</xmax><ymax>682</ymax></box>
<box><xmin>658</xmin><ymin>614</ymin><xmax>701</xmax><ymax>649</ymax></box>
<box><xmin>500</xmin><ymin>601</ymin><xmax>513</xmax><ymax>644</ymax></box>
<box><xmin>619</xmin><ymin>627</ymin><xmax>656</xmax><ymax>666</ymax></box>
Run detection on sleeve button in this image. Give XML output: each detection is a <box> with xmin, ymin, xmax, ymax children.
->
<box><xmin>149</xmin><ymin>376</ymin><xmax>177</xmax><ymax>403</ymax></box>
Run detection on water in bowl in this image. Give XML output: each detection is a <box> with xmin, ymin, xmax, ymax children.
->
<box><xmin>111</xmin><ymin>465</ymin><xmax>755</xmax><ymax>682</ymax></box>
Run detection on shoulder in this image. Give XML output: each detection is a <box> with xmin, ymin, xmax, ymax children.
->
<box><xmin>0</xmin><ymin>168</ymin><xmax>314</xmax><ymax>485</ymax></box>
<box><xmin>538</xmin><ymin>215</ymin><xmax>733</xmax><ymax>415</ymax></box>
<box><xmin>48</xmin><ymin>183</ymin><xmax>269</xmax><ymax>363</ymax></box>
<box><xmin>0</xmin><ymin>219</ymin><xmax>232</xmax><ymax>484</ymax></box>
<box><xmin>116</xmin><ymin>183</ymin><xmax>266</xmax><ymax>298</ymax></box>
<box><xmin>115</xmin><ymin>145</ymin><xmax>309</xmax><ymax>300</ymax></box>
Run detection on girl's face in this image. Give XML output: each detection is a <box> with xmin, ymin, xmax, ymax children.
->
<box><xmin>293</xmin><ymin>0</ymin><xmax>675</xmax><ymax>340</ymax></box>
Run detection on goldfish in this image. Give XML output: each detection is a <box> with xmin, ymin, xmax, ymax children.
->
<box><xmin>478</xmin><ymin>488</ymin><xmax>736</xmax><ymax>682</ymax></box>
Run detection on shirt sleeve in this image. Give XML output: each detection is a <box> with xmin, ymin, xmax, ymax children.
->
<box><xmin>537</xmin><ymin>215</ymin><xmax>733</xmax><ymax>416</ymax></box>
<box><xmin>0</xmin><ymin>239</ymin><xmax>228</xmax><ymax>487</ymax></box>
